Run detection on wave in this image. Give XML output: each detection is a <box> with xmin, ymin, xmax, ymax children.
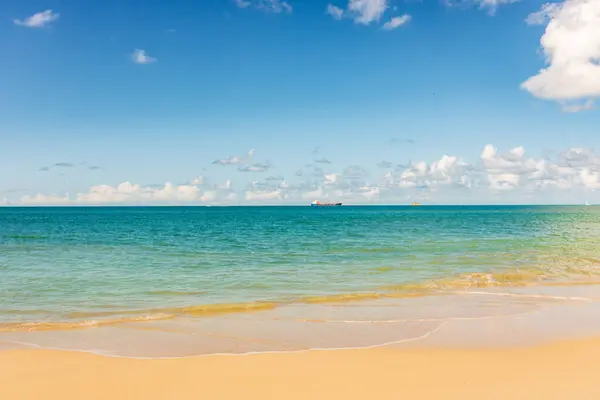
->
<box><xmin>2</xmin><ymin>267</ymin><xmax>600</xmax><ymax>333</ymax></box>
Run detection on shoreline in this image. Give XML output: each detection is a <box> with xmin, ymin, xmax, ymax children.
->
<box><xmin>3</xmin><ymin>337</ymin><xmax>600</xmax><ymax>399</ymax></box>
<box><xmin>3</xmin><ymin>273</ymin><xmax>600</xmax><ymax>333</ymax></box>
<box><xmin>2</xmin><ymin>283</ymin><xmax>600</xmax><ymax>358</ymax></box>
<box><xmin>3</xmin><ymin>282</ymin><xmax>600</xmax><ymax>398</ymax></box>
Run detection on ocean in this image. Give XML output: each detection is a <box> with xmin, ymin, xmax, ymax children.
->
<box><xmin>1</xmin><ymin>206</ymin><xmax>600</xmax><ymax>356</ymax></box>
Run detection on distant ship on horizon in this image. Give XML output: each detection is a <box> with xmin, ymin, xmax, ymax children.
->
<box><xmin>311</xmin><ymin>200</ymin><xmax>342</xmax><ymax>207</ymax></box>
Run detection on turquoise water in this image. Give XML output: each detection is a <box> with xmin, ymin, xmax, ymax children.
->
<box><xmin>1</xmin><ymin>206</ymin><xmax>599</xmax><ymax>329</ymax></box>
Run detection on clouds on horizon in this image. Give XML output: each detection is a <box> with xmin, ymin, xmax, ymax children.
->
<box><xmin>11</xmin><ymin>143</ymin><xmax>600</xmax><ymax>206</ymax></box>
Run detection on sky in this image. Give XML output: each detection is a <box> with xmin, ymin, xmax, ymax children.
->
<box><xmin>1</xmin><ymin>0</ymin><xmax>600</xmax><ymax>205</ymax></box>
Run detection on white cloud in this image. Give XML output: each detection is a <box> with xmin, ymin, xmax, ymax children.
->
<box><xmin>213</xmin><ymin>150</ymin><xmax>255</xmax><ymax>166</ymax></box>
<box><xmin>348</xmin><ymin>0</ymin><xmax>388</xmax><ymax>24</ymax></box>
<box><xmin>477</xmin><ymin>0</ymin><xmax>520</xmax><ymax>14</ymax></box>
<box><xmin>235</xmin><ymin>0</ymin><xmax>251</xmax><ymax>8</ymax></box>
<box><xmin>191</xmin><ymin>176</ymin><xmax>205</xmax><ymax>185</ymax></box>
<box><xmin>245</xmin><ymin>189</ymin><xmax>283</xmax><ymax>201</ymax></box>
<box><xmin>21</xmin><ymin>193</ymin><xmax>72</xmax><ymax>205</ymax></box>
<box><xmin>239</xmin><ymin>162</ymin><xmax>270</xmax><ymax>172</ymax></box>
<box><xmin>521</xmin><ymin>0</ymin><xmax>600</xmax><ymax>110</ymax></box>
<box><xmin>11</xmin><ymin>144</ymin><xmax>600</xmax><ymax>206</ymax></box>
<box><xmin>261</xmin><ymin>0</ymin><xmax>293</xmax><ymax>13</ymax></box>
<box><xmin>525</xmin><ymin>3</ymin><xmax>560</xmax><ymax>25</ymax></box>
<box><xmin>358</xmin><ymin>185</ymin><xmax>380</xmax><ymax>200</ymax></box>
<box><xmin>561</xmin><ymin>99</ymin><xmax>595</xmax><ymax>113</ymax></box>
<box><xmin>131</xmin><ymin>49</ymin><xmax>157</xmax><ymax>65</ymax></box>
<box><xmin>328</xmin><ymin>1</ymin><xmax>410</xmax><ymax>29</ymax></box>
<box><xmin>220</xmin><ymin>180</ymin><xmax>233</xmax><ymax>190</ymax></box>
<box><xmin>19</xmin><ymin>180</ymin><xmax>230</xmax><ymax>206</ymax></box>
<box><xmin>443</xmin><ymin>0</ymin><xmax>520</xmax><ymax>15</ymax></box>
<box><xmin>199</xmin><ymin>190</ymin><xmax>218</xmax><ymax>202</ymax></box>
<box><xmin>77</xmin><ymin>182</ymin><xmax>200</xmax><ymax>204</ymax></box>
<box><xmin>580</xmin><ymin>168</ymin><xmax>600</xmax><ymax>189</ymax></box>
<box><xmin>382</xmin><ymin>14</ymin><xmax>411</xmax><ymax>30</ymax></box>
<box><xmin>324</xmin><ymin>173</ymin><xmax>342</xmax><ymax>185</ymax></box>
<box><xmin>14</xmin><ymin>10</ymin><xmax>59</xmax><ymax>28</ymax></box>
<box><xmin>326</xmin><ymin>4</ymin><xmax>345</xmax><ymax>20</ymax></box>
<box><xmin>238</xmin><ymin>0</ymin><xmax>292</xmax><ymax>13</ymax></box>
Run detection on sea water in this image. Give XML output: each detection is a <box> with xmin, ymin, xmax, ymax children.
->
<box><xmin>1</xmin><ymin>206</ymin><xmax>600</xmax><ymax>357</ymax></box>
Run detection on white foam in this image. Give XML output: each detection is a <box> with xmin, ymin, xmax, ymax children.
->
<box><xmin>0</xmin><ymin>322</ymin><xmax>448</xmax><ymax>360</ymax></box>
<box><xmin>445</xmin><ymin>290</ymin><xmax>594</xmax><ymax>302</ymax></box>
<box><xmin>300</xmin><ymin>311</ymin><xmax>536</xmax><ymax>324</ymax></box>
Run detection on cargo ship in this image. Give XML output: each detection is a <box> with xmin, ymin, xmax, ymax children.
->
<box><xmin>311</xmin><ymin>200</ymin><xmax>342</xmax><ymax>207</ymax></box>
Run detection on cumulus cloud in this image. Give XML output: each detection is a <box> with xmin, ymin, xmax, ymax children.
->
<box><xmin>191</xmin><ymin>176</ymin><xmax>205</xmax><ymax>185</ymax></box>
<box><xmin>13</xmin><ymin>144</ymin><xmax>600</xmax><ymax>206</ymax></box>
<box><xmin>348</xmin><ymin>0</ymin><xmax>388</xmax><ymax>24</ymax></box>
<box><xmin>14</xmin><ymin>10</ymin><xmax>59</xmax><ymax>28</ymax></box>
<box><xmin>580</xmin><ymin>168</ymin><xmax>600</xmax><ymax>189</ymax></box>
<box><xmin>327</xmin><ymin>0</ymin><xmax>391</xmax><ymax>25</ymax></box>
<box><xmin>19</xmin><ymin>177</ymin><xmax>238</xmax><ymax>206</ymax></box>
<box><xmin>382</xmin><ymin>14</ymin><xmax>411</xmax><ymax>30</ymax></box>
<box><xmin>131</xmin><ymin>49</ymin><xmax>157</xmax><ymax>64</ymax></box>
<box><xmin>522</xmin><ymin>0</ymin><xmax>600</xmax><ymax>111</ymax></box>
<box><xmin>21</xmin><ymin>193</ymin><xmax>72</xmax><ymax>205</ymax></box>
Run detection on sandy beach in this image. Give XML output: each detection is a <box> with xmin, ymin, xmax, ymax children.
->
<box><xmin>2</xmin><ymin>338</ymin><xmax>600</xmax><ymax>400</ymax></box>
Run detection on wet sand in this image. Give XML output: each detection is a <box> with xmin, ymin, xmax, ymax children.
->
<box><xmin>2</xmin><ymin>338</ymin><xmax>600</xmax><ymax>400</ymax></box>
<box><xmin>3</xmin><ymin>284</ymin><xmax>600</xmax><ymax>399</ymax></box>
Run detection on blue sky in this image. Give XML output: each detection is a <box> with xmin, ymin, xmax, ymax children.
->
<box><xmin>1</xmin><ymin>0</ymin><xmax>600</xmax><ymax>205</ymax></box>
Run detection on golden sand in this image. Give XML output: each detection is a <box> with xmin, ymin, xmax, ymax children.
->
<box><xmin>2</xmin><ymin>338</ymin><xmax>600</xmax><ymax>399</ymax></box>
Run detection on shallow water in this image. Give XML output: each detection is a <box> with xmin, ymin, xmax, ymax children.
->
<box><xmin>2</xmin><ymin>285</ymin><xmax>600</xmax><ymax>358</ymax></box>
<box><xmin>1</xmin><ymin>206</ymin><xmax>600</xmax><ymax>331</ymax></box>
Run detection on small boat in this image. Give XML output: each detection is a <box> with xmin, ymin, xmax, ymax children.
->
<box><xmin>585</xmin><ymin>200</ymin><xmax>591</xmax><ymax>206</ymax></box>
<box><xmin>410</xmin><ymin>202</ymin><xmax>422</xmax><ymax>206</ymax></box>
<box><xmin>311</xmin><ymin>200</ymin><xmax>342</xmax><ymax>207</ymax></box>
